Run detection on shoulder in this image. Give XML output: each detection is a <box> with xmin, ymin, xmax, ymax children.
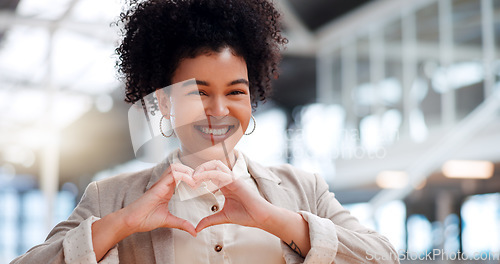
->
<box><xmin>94</xmin><ymin>166</ymin><xmax>154</xmax><ymax>190</ymax></box>
<box><xmin>244</xmin><ymin>154</ymin><xmax>321</xmax><ymax>192</ymax></box>
<box><xmin>270</xmin><ymin>164</ymin><xmax>323</xmax><ymax>192</ymax></box>
<box><xmin>86</xmin><ymin>166</ymin><xmax>156</xmax><ymax>213</ymax></box>
<box><xmin>247</xmin><ymin>159</ymin><xmax>329</xmax><ymax>213</ymax></box>
<box><xmin>268</xmin><ymin>163</ymin><xmax>317</xmax><ymax>182</ymax></box>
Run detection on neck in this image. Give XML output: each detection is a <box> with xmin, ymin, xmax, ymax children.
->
<box><xmin>178</xmin><ymin>149</ymin><xmax>237</xmax><ymax>170</ymax></box>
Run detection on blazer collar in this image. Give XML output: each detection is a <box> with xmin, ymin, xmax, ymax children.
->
<box><xmin>146</xmin><ymin>158</ymin><xmax>169</xmax><ymax>191</ymax></box>
<box><xmin>241</xmin><ymin>152</ymin><xmax>282</xmax><ymax>184</ymax></box>
<box><xmin>241</xmin><ymin>153</ymin><xmax>291</xmax><ymax>210</ymax></box>
<box><xmin>146</xmin><ymin>151</ymin><xmax>282</xmax><ymax>191</ymax></box>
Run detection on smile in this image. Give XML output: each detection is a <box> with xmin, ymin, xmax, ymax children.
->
<box><xmin>195</xmin><ymin>125</ymin><xmax>234</xmax><ymax>136</ymax></box>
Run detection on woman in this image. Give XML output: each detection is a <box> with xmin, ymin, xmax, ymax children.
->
<box><xmin>12</xmin><ymin>0</ymin><xmax>399</xmax><ymax>263</ymax></box>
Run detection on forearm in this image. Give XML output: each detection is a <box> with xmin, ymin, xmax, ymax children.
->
<box><xmin>261</xmin><ymin>205</ymin><xmax>311</xmax><ymax>258</ymax></box>
<box><xmin>335</xmin><ymin>225</ymin><xmax>399</xmax><ymax>263</ymax></box>
<box><xmin>91</xmin><ymin>209</ymin><xmax>132</xmax><ymax>262</ymax></box>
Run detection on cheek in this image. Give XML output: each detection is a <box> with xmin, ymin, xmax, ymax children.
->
<box><xmin>234</xmin><ymin>104</ymin><xmax>252</xmax><ymax>130</ymax></box>
<box><xmin>169</xmin><ymin>101</ymin><xmax>204</xmax><ymax>128</ymax></box>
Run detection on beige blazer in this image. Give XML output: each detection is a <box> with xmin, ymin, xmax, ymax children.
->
<box><xmin>12</xmin><ymin>153</ymin><xmax>399</xmax><ymax>264</ymax></box>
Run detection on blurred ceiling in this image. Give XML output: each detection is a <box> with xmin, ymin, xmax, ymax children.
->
<box><xmin>0</xmin><ymin>0</ymin><xmax>374</xmax><ymax>185</ymax></box>
<box><xmin>288</xmin><ymin>0</ymin><xmax>372</xmax><ymax>31</ymax></box>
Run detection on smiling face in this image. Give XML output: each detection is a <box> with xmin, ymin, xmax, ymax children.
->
<box><xmin>157</xmin><ymin>47</ymin><xmax>252</xmax><ymax>168</ymax></box>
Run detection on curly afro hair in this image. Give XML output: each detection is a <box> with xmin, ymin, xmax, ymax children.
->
<box><xmin>115</xmin><ymin>0</ymin><xmax>288</xmax><ymax>109</ymax></box>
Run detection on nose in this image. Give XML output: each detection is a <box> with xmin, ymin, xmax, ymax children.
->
<box><xmin>204</xmin><ymin>95</ymin><xmax>229</xmax><ymax>117</ymax></box>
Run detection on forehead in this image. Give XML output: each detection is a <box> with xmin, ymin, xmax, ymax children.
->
<box><xmin>172</xmin><ymin>48</ymin><xmax>248</xmax><ymax>82</ymax></box>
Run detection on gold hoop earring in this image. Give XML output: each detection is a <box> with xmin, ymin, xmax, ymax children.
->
<box><xmin>245</xmin><ymin>115</ymin><xmax>256</xmax><ymax>135</ymax></box>
<box><xmin>160</xmin><ymin>115</ymin><xmax>174</xmax><ymax>138</ymax></box>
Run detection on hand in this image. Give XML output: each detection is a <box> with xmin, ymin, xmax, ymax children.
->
<box><xmin>120</xmin><ymin>163</ymin><xmax>197</xmax><ymax>236</ymax></box>
<box><xmin>192</xmin><ymin>160</ymin><xmax>275</xmax><ymax>233</ymax></box>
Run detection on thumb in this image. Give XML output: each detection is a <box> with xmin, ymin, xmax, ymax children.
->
<box><xmin>195</xmin><ymin>212</ymin><xmax>229</xmax><ymax>233</ymax></box>
<box><xmin>164</xmin><ymin>214</ymin><xmax>197</xmax><ymax>237</ymax></box>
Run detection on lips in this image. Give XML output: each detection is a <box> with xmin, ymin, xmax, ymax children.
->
<box><xmin>187</xmin><ymin>116</ymin><xmax>241</xmax><ymax>145</ymax></box>
<box><xmin>194</xmin><ymin>125</ymin><xmax>234</xmax><ymax>136</ymax></box>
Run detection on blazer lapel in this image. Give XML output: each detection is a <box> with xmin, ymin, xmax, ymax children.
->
<box><xmin>146</xmin><ymin>160</ymin><xmax>176</xmax><ymax>263</ymax></box>
<box><xmin>150</xmin><ymin>227</ymin><xmax>175</xmax><ymax>263</ymax></box>
<box><xmin>243</xmin><ymin>154</ymin><xmax>299</xmax><ymax>212</ymax></box>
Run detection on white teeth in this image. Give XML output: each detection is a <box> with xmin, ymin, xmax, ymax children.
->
<box><xmin>200</xmin><ymin>126</ymin><xmax>230</xmax><ymax>136</ymax></box>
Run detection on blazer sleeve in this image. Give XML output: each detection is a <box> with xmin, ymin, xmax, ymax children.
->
<box><xmin>10</xmin><ymin>182</ymin><xmax>119</xmax><ymax>264</ymax></box>
<box><xmin>282</xmin><ymin>172</ymin><xmax>400</xmax><ymax>264</ymax></box>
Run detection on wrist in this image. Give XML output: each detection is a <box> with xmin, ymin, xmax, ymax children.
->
<box><xmin>260</xmin><ymin>205</ymin><xmax>298</xmax><ymax>235</ymax></box>
<box><xmin>260</xmin><ymin>207</ymin><xmax>311</xmax><ymax>256</ymax></box>
<box><xmin>97</xmin><ymin>209</ymin><xmax>135</xmax><ymax>243</ymax></box>
<box><xmin>114</xmin><ymin>208</ymin><xmax>138</xmax><ymax>238</ymax></box>
<box><xmin>91</xmin><ymin>209</ymin><xmax>134</xmax><ymax>261</ymax></box>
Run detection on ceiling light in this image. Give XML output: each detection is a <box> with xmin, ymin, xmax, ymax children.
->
<box><xmin>376</xmin><ymin>170</ymin><xmax>409</xmax><ymax>189</ymax></box>
<box><xmin>442</xmin><ymin>160</ymin><xmax>494</xmax><ymax>179</ymax></box>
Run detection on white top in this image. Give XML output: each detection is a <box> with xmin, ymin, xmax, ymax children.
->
<box><xmin>169</xmin><ymin>149</ymin><xmax>286</xmax><ymax>264</ymax></box>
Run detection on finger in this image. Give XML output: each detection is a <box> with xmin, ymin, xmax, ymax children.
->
<box><xmin>165</xmin><ymin>214</ymin><xmax>197</xmax><ymax>237</ymax></box>
<box><xmin>150</xmin><ymin>171</ymin><xmax>184</xmax><ymax>190</ymax></box>
<box><xmin>195</xmin><ymin>212</ymin><xmax>229</xmax><ymax>233</ymax></box>
<box><xmin>154</xmin><ymin>163</ymin><xmax>194</xmax><ymax>188</ymax></box>
<box><xmin>171</xmin><ymin>163</ymin><xmax>196</xmax><ymax>187</ymax></box>
<box><xmin>194</xmin><ymin>160</ymin><xmax>231</xmax><ymax>175</ymax></box>
<box><xmin>170</xmin><ymin>163</ymin><xmax>195</xmax><ymax>175</ymax></box>
<box><xmin>171</xmin><ymin>171</ymin><xmax>196</xmax><ymax>188</ymax></box>
<box><xmin>151</xmin><ymin>167</ymin><xmax>174</xmax><ymax>188</ymax></box>
<box><xmin>149</xmin><ymin>174</ymin><xmax>192</xmax><ymax>199</ymax></box>
<box><xmin>193</xmin><ymin>171</ymin><xmax>234</xmax><ymax>189</ymax></box>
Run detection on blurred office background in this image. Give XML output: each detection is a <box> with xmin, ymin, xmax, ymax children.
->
<box><xmin>1</xmin><ymin>0</ymin><xmax>499</xmax><ymax>263</ymax></box>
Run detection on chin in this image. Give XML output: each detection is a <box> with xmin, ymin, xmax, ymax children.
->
<box><xmin>181</xmin><ymin>137</ymin><xmax>240</xmax><ymax>165</ymax></box>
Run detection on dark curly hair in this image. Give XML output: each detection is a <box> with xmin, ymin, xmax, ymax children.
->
<box><xmin>115</xmin><ymin>0</ymin><xmax>287</xmax><ymax>109</ymax></box>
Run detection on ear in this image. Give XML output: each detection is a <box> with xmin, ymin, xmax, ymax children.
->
<box><xmin>155</xmin><ymin>89</ymin><xmax>171</xmax><ymax>118</ymax></box>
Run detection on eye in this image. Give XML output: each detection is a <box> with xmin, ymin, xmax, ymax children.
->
<box><xmin>228</xmin><ymin>90</ymin><xmax>246</xmax><ymax>95</ymax></box>
<box><xmin>187</xmin><ymin>90</ymin><xmax>207</xmax><ymax>96</ymax></box>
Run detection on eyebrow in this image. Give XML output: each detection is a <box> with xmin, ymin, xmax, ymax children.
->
<box><xmin>229</xmin><ymin>79</ymin><xmax>249</xmax><ymax>86</ymax></box>
<box><xmin>181</xmin><ymin>79</ymin><xmax>200</xmax><ymax>87</ymax></box>
<box><xmin>181</xmin><ymin>79</ymin><xmax>249</xmax><ymax>87</ymax></box>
